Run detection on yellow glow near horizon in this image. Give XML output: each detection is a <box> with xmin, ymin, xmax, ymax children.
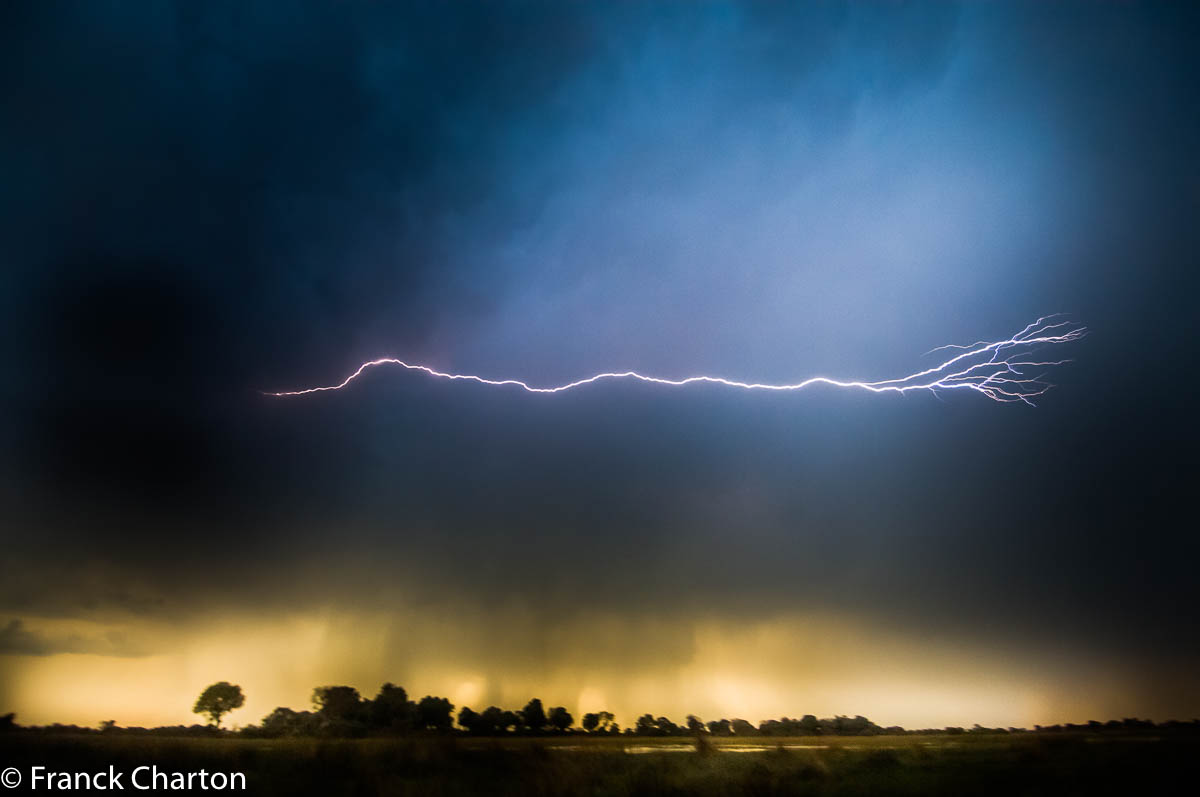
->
<box><xmin>2</xmin><ymin>608</ymin><xmax>1148</xmax><ymax>730</ymax></box>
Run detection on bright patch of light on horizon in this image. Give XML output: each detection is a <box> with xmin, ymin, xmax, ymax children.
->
<box><xmin>267</xmin><ymin>316</ymin><xmax>1085</xmax><ymax>405</ymax></box>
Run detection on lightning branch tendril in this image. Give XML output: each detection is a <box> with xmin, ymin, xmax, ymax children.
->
<box><xmin>265</xmin><ymin>315</ymin><xmax>1085</xmax><ymax>405</ymax></box>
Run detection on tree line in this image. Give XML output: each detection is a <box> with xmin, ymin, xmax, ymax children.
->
<box><xmin>256</xmin><ymin>685</ymin><xmax>587</xmax><ymax>738</ymax></box>
<box><xmin>4</xmin><ymin>682</ymin><xmax>1197</xmax><ymax>739</ymax></box>
<box><xmin>187</xmin><ymin>681</ymin><xmax>907</xmax><ymax>738</ymax></box>
<box><xmin>182</xmin><ymin>681</ymin><xmax>1200</xmax><ymax>740</ymax></box>
<box><xmin>188</xmin><ymin>682</ymin><xmax>905</xmax><ymax>737</ymax></box>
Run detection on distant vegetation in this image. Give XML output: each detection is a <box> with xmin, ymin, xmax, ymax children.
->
<box><xmin>3</xmin><ymin>680</ymin><xmax>1196</xmax><ymax>740</ymax></box>
<box><xmin>6</xmin><ymin>690</ymin><xmax>1197</xmax><ymax>797</ymax></box>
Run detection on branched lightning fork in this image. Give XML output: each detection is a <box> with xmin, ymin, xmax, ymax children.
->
<box><xmin>266</xmin><ymin>315</ymin><xmax>1085</xmax><ymax>405</ymax></box>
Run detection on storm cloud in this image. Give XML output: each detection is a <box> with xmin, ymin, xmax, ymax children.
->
<box><xmin>1</xmin><ymin>1</ymin><xmax>1197</xmax><ymax>727</ymax></box>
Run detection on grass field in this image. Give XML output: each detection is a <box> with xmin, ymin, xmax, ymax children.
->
<box><xmin>3</xmin><ymin>733</ymin><xmax>1192</xmax><ymax>795</ymax></box>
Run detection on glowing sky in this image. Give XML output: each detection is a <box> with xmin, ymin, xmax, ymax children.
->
<box><xmin>1</xmin><ymin>608</ymin><xmax>1178</xmax><ymax>730</ymax></box>
<box><xmin>1</xmin><ymin>1</ymin><xmax>1197</xmax><ymax>730</ymax></box>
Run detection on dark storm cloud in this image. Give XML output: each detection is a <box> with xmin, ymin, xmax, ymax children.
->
<box><xmin>0</xmin><ymin>620</ymin><xmax>147</xmax><ymax>658</ymax></box>
<box><xmin>1</xmin><ymin>0</ymin><xmax>1198</xmax><ymax>719</ymax></box>
<box><xmin>1</xmin><ymin>1</ymin><xmax>604</xmax><ymax>523</ymax></box>
<box><xmin>1</xmin><ymin>0</ymin><xmax>959</xmax><ymax>561</ymax></box>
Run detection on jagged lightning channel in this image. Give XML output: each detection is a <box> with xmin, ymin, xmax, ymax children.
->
<box><xmin>266</xmin><ymin>316</ymin><xmax>1085</xmax><ymax>405</ymax></box>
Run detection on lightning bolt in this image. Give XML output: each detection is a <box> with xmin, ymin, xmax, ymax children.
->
<box><xmin>266</xmin><ymin>315</ymin><xmax>1085</xmax><ymax>405</ymax></box>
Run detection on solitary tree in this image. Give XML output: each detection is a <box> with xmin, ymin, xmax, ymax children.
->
<box><xmin>193</xmin><ymin>682</ymin><xmax>244</xmax><ymax>728</ymax></box>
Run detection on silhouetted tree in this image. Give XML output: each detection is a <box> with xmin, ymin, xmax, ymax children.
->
<box><xmin>520</xmin><ymin>698</ymin><xmax>547</xmax><ymax>733</ymax></box>
<box><xmin>707</xmin><ymin>719</ymin><xmax>731</xmax><ymax>736</ymax></box>
<box><xmin>730</xmin><ymin>718</ymin><xmax>757</xmax><ymax>736</ymax></box>
<box><xmin>656</xmin><ymin>716</ymin><xmax>680</xmax><ymax>736</ymax></box>
<box><xmin>370</xmin><ymin>683</ymin><xmax>414</xmax><ymax>731</ymax></box>
<box><xmin>259</xmin><ymin>707</ymin><xmax>319</xmax><ymax>737</ymax></box>
<box><xmin>193</xmin><ymin>682</ymin><xmax>244</xmax><ymax>728</ymax></box>
<box><xmin>632</xmin><ymin>714</ymin><xmax>683</xmax><ymax>736</ymax></box>
<box><xmin>458</xmin><ymin>706</ymin><xmax>481</xmax><ymax>733</ymax></box>
<box><xmin>312</xmin><ymin>686</ymin><xmax>364</xmax><ymax>723</ymax></box>
<box><xmin>416</xmin><ymin>696</ymin><xmax>454</xmax><ymax>731</ymax></box>
<box><xmin>478</xmin><ymin>706</ymin><xmax>507</xmax><ymax>734</ymax></box>
<box><xmin>798</xmin><ymin>714</ymin><xmax>880</xmax><ymax>736</ymax></box>
<box><xmin>259</xmin><ymin>707</ymin><xmax>295</xmax><ymax>737</ymax></box>
<box><xmin>547</xmin><ymin>706</ymin><xmax>573</xmax><ymax>732</ymax></box>
<box><xmin>687</xmin><ymin>715</ymin><xmax>705</xmax><ymax>734</ymax></box>
<box><xmin>583</xmin><ymin>711</ymin><xmax>616</xmax><ymax>733</ymax></box>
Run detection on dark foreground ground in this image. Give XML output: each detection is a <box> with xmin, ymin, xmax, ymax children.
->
<box><xmin>1</xmin><ymin>733</ymin><xmax>1194</xmax><ymax>796</ymax></box>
